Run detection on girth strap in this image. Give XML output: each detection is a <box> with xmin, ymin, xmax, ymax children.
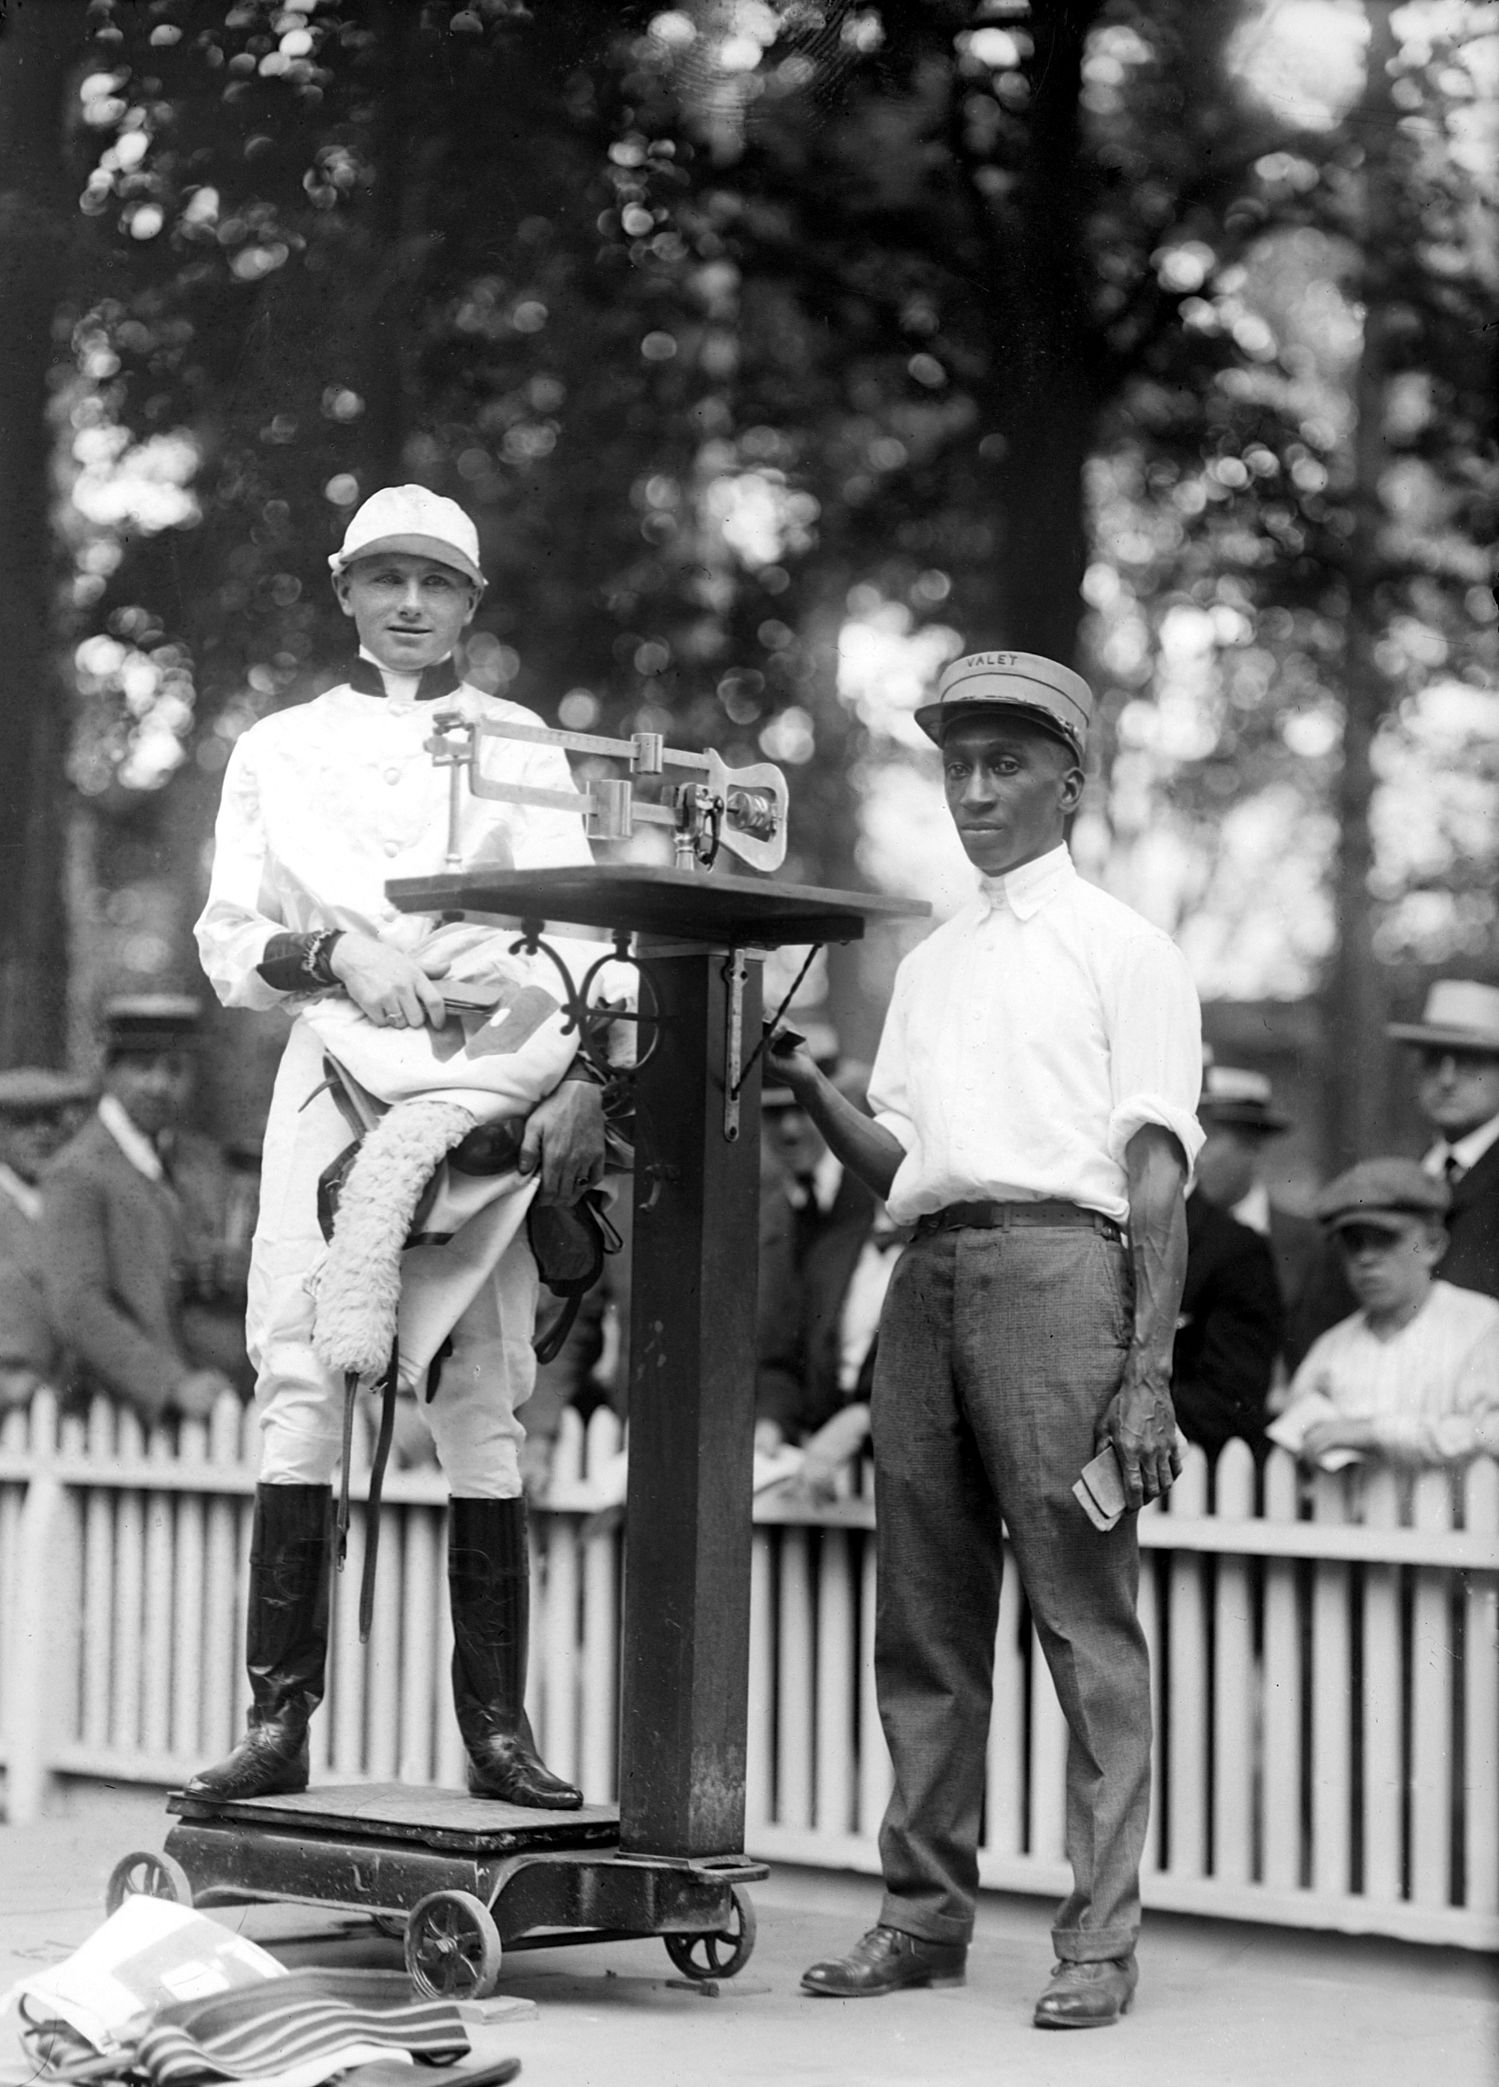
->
<box><xmin>334</xmin><ymin>1346</ymin><xmax>400</xmax><ymax>1643</ymax></box>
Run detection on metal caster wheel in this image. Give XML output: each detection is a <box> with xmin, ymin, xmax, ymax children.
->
<box><xmin>404</xmin><ymin>1889</ymin><xmax>504</xmax><ymax>2000</ymax></box>
<box><xmin>105</xmin><ymin>1850</ymin><xmax>193</xmax><ymax>1915</ymax></box>
<box><xmin>664</xmin><ymin>1884</ymin><xmax>757</xmax><ymax>1981</ymax></box>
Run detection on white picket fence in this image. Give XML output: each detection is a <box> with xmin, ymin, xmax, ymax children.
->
<box><xmin>1</xmin><ymin>1388</ymin><xmax>1495</xmax><ymax>1949</ymax></box>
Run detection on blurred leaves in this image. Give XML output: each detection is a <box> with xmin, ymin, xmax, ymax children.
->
<box><xmin>34</xmin><ymin>0</ymin><xmax>1498</xmax><ymax>1018</ymax></box>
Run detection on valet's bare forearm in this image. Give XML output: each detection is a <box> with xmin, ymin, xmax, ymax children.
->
<box><xmin>1123</xmin><ymin>1122</ymin><xmax>1189</xmax><ymax>1376</ymax></box>
<box><xmin>774</xmin><ymin>1059</ymin><xmax>905</xmax><ymax>1200</ymax></box>
<box><xmin>1099</xmin><ymin>1121</ymin><xmax>1189</xmax><ymax>1507</ymax></box>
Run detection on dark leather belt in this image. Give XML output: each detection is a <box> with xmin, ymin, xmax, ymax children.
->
<box><xmin>914</xmin><ymin>1199</ymin><xmax>1124</xmax><ymax>1244</ymax></box>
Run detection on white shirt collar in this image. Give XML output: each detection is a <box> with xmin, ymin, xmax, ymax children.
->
<box><xmin>1232</xmin><ymin>1180</ymin><xmax>1272</xmax><ymax>1235</ymax></box>
<box><xmin>98</xmin><ymin>1094</ymin><xmax>165</xmax><ymax>1183</ymax></box>
<box><xmin>976</xmin><ymin>843</ymin><xmax>1074</xmax><ymax>921</ymax></box>
<box><xmin>0</xmin><ymin>1163</ymin><xmax>41</xmax><ymax>1221</ymax></box>
<box><xmin>1423</xmin><ymin>1110</ymin><xmax>1499</xmax><ymax>1177</ymax></box>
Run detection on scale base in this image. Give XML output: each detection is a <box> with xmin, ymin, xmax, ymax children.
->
<box><xmin>109</xmin><ymin>1784</ymin><xmax>767</xmax><ymax>1998</ymax></box>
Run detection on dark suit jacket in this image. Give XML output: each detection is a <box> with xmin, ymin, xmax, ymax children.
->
<box><xmin>39</xmin><ymin>1115</ymin><xmax>249</xmax><ymax>1420</ymax></box>
<box><xmin>1173</xmin><ymin>1193</ymin><xmax>1284</xmax><ymax>1457</ymax></box>
<box><xmin>1438</xmin><ymin>1140</ymin><xmax>1499</xmax><ymax>1299</ymax></box>
<box><xmin>0</xmin><ymin>1191</ymin><xmax>65</xmax><ymax>1382</ymax></box>
<box><xmin>1268</xmin><ymin>1205</ymin><xmax>1355</xmax><ymax>1375</ymax></box>
<box><xmin>757</xmin><ymin>1166</ymin><xmax>877</xmax><ymax>1441</ymax></box>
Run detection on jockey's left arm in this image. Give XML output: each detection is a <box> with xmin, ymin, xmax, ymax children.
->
<box><xmin>518</xmin><ymin>1060</ymin><xmax>606</xmax><ymax>1204</ymax></box>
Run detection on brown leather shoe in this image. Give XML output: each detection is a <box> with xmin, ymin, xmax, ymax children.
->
<box><xmin>802</xmin><ymin>1925</ymin><xmax>967</xmax><ymax>1998</ymax></box>
<box><xmin>1033</xmin><ymin>1954</ymin><xmax>1138</xmax><ymax>2028</ymax></box>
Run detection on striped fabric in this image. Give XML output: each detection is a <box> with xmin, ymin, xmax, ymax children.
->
<box><xmin>21</xmin><ymin>1972</ymin><xmax>470</xmax><ymax>2086</ymax></box>
<box><xmin>138</xmin><ymin>1975</ymin><xmax>469</xmax><ymax>2086</ymax></box>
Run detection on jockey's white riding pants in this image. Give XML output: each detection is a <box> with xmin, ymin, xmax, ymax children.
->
<box><xmin>247</xmin><ymin>1019</ymin><xmax>537</xmax><ymax>1498</ymax></box>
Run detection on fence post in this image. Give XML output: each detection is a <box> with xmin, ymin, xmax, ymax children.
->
<box><xmin>8</xmin><ymin>1465</ymin><xmax>78</xmax><ymax>1822</ymax></box>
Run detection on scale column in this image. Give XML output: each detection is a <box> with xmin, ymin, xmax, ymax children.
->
<box><xmin>617</xmin><ymin>945</ymin><xmax>763</xmax><ymax>1857</ymax></box>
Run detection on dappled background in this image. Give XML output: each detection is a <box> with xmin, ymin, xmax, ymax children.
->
<box><xmin>0</xmin><ymin>0</ymin><xmax>1494</xmax><ymax>1184</ymax></box>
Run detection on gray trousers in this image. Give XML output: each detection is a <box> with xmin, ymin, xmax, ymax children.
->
<box><xmin>871</xmin><ymin>1221</ymin><xmax>1151</xmax><ymax>1962</ymax></box>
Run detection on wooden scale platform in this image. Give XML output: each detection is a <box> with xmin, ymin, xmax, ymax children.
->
<box><xmin>108</xmin><ymin>836</ymin><xmax>923</xmax><ymax>1998</ymax></box>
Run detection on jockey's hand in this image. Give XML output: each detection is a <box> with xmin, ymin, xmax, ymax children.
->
<box><xmin>520</xmin><ymin>1075</ymin><xmax>606</xmax><ymax>1204</ymax></box>
<box><xmin>330</xmin><ymin>932</ymin><xmax>448</xmax><ymax>1029</ymax></box>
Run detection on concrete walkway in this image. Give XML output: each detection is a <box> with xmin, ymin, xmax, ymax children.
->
<box><xmin>2</xmin><ymin>1785</ymin><xmax>1494</xmax><ymax>2087</ymax></box>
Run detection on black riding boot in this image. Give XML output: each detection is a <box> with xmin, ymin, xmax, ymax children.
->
<box><xmin>448</xmin><ymin>1496</ymin><xmax>583</xmax><ymax>1809</ymax></box>
<box><xmin>186</xmin><ymin>1483</ymin><xmax>331</xmax><ymax>1800</ymax></box>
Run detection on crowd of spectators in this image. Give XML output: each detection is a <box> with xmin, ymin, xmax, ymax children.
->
<box><xmin>746</xmin><ymin>974</ymin><xmax>1499</xmax><ymax>1491</ymax></box>
<box><xmin>0</xmin><ymin>994</ymin><xmax>255</xmax><ymax>1428</ymax></box>
<box><xmin>3</xmin><ymin>973</ymin><xmax>1497</xmax><ymax>1485</ymax></box>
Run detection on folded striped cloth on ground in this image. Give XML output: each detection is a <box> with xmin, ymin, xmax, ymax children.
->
<box><xmin>137</xmin><ymin>1973</ymin><xmax>469</xmax><ymax>2086</ymax></box>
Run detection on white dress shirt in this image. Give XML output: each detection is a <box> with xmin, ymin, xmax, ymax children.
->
<box><xmin>868</xmin><ymin>845</ymin><xmax>1203</xmax><ymax>1226</ymax></box>
<box><xmin>1422</xmin><ymin>1110</ymin><xmax>1499</xmax><ymax>1183</ymax></box>
<box><xmin>98</xmin><ymin>1094</ymin><xmax>166</xmax><ymax>1183</ymax></box>
<box><xmin>1231</xmin><ymin>1180</ymin><xmax>1272</xmax><ymax>1236</ymax></box>
<box><xmin>1287</xmin><ymin>1279</ymin><xmax>1499</xmax><ymax>1465</ymax></box>
<box><xmin>0</xmin><ymin>1164</ymin><xmax>41</xmax><ymax>1223</ymax></box>
<box><xmin>195</xmin><ymin>672</ymin><xmax>592</xmax><ymax>1009</ymax></box>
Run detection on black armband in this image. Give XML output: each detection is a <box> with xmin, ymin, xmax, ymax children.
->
<box><xmin>256</xmin><ymin>928</ymin><xmax>344</xmax><ymax>994</ymax></box>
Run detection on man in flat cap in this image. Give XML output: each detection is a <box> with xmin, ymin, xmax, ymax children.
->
<box><xmin>190</xmin><ymin>486</ymin><xmax>603</xmax><ymax>1812</ymax></box>
<box><xmin>1388</xmin><ymin>979</ymin><xmax>1499</xmax><ymax>1299</ymax></box>
<box><xmin>39</xmin><ymin>998</ymin><xmax>249</xmax><ymax>1426</ymax></box>
<box><xmin>1274</xmin><ymin>1158</ymin><xmax>1499</xmax><ymax>1468</ymax></box>
<box><xmin>771</xmin><ymin>650</ymin><xmax>1201</xmax><ymax>2028</ymax></box>
<box><xmin>0</xmin><ymin>1067</ymin><xmax>94</xmax><ymax>1409</ymax></box>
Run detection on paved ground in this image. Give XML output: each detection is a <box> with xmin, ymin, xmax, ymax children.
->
<box><xmin>1</xmin><ymin>1785</ymin><xmax>1494</xmax><ymax>2087</ymax></box>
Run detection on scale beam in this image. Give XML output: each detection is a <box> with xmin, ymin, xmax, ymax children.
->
<box><xmin>427</xmin><ymin>712</ymin><xmax>789</xmax><ymax>873</ymax></box>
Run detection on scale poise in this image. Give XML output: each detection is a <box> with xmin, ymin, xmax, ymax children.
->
<box><xmin>109</xmin><ymin>708</ymin><xmax>924</xmax><ymax>1997</ymax></box>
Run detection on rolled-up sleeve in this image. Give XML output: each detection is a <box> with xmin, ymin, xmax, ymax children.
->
<box><xmin>193</xmin><ymin>738</ymin><xmax>286</xmax><ymax>1011</ymax></box>
<box><xmin>1103</xmin><ymin>933</ymin><xmax>1204</xmax><ymax>1177</ymax></box>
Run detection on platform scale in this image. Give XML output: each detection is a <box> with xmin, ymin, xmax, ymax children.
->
<box><xmin>108</xmin><ymin>716</ymin><xmax>924</xmax><ymax>2000</ymax></box>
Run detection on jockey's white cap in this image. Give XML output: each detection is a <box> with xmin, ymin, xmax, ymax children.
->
<box><xmin>329</xmin><ymin>485</ymin><xmax>485</xmax><ymax>587</ymax></box>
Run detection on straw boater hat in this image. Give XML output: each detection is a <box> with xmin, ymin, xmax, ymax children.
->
<box><xmin>0</xmin><ymin>1068</ymin><xmax>95</xmax><ymax>1114</ymax></box>
<box><xmin>1197</xmin><ymin>1065</ymin><xmax>1291</xmax><ymax>1137</ymax></box>
<box><xmin>914</xmin><ymin>651</ymin><xmax>1094</xmax><ymax>759</ymax></box>
<box><xmin>1386</xmin><ymin>979</ymin><xmax>1499</xmax><ymax>1054</ymax></box>
<box><xmin>100</xmin><ymin>994</ymin><xmax>203</xmax><ymax>1057</ymax></box>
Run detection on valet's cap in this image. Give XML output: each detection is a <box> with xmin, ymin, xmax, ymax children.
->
<box><xmin>915</xmin><ymin>651</ymin><xmax>1092</xmax><ymax>758</ymax></box>
<box><xmin>330</xmin><ymin>484</ymin><xmax>485</xmax><ymax>588</ymax></box>
<box><xmin>1314</xmin><ymin>1157</ymin><xmax>1449</xmax><ymax>1235</ymax></box>
<box><xmin>1387</xmin><ymin>978</ymin><xmax>1499</xmax><ymax>1054</ymax></box>
<box><xmin>1199</xmin><ymin>1064</ymin><xmax>1291</xmax><ymax>1136</ymax></box>
<box><xmin>0</xmin><ymin>1067</ymin><xmax>94</xmax><ymax>1113</ymax></box>
<box><xmin>101</xmin><ymin>994</ymin><xmax>203</xmax><ymax>1056</ymax></box>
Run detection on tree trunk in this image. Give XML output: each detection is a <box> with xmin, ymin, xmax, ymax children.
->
<box><xmin>0</xmin><ymin>4</ymin><xmax>82</xmax><ymax>1065</ymax></box>
<box><xmin>1323</xmin><ymin>0</ymin><xmax>1398</xmax><ymax>1168</ymax></box>
<box><xmin>963</xmin><ymin>4</ymin><xmax>1096</xmax><ymax>659</ymax></box>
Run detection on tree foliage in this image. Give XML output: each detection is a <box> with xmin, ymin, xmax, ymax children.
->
<box><xmin>6</xmin><ymin>0</ymin><xmax>1494</xmax><ymax>1154</ymax></box>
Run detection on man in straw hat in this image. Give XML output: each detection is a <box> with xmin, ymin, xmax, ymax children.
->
<box><xmin>770</xmin><ymin>650</ymin><xmax>1201</xmax><ymax>2028</ymax></box>
<box><xmin>190</xmin><ymin>486</ymin><xmax>604</xmax><ymax>1812</ymax></box>
<box><xmin>1193</xmin><ymin>1063</ymin><xmax>1351</xmax><ymax>1374</ymax></box>
<box><xmin>1387</xmin><ymin>979</ymin><xmax>1499</xmax><ymax>1299</ymax></box>
<box><xmin>40</xmin><ymin>997</ymin><xmax>247</xmax><ymax>1425</ymax></box>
